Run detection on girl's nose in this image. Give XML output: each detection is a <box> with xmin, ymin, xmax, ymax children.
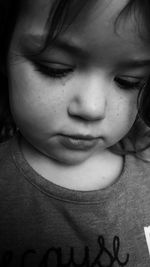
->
<box><xmin>68</xmin><ymin>74</ymin><xmax>107</xmax><ymax>121</ymax></box>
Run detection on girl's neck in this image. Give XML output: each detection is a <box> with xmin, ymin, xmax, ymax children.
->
<box><xmin>21</xmin><ymin>137</ymin><xmax>124</xmax><ymax>191</ymax></box>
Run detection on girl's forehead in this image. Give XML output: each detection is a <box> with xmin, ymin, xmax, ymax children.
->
<box><xmin>20</xmin><ymin>0</ymin><xmax>127</xmax><ymax>23</ymax></box>
<box><xmin>17</xmin><ymin>0</ymin><xmax>144</xmax><ymax>41</ymax></box>
<box><xmin>19</xmin><ymin>0</ymin><xmax>53</xmax><ymax>27</ymax></box>
<box><xmin>14</xmin><ymin>0</ymin><xmax>150</xmax><ymax>57</ymax></box>
<box><xmin>18</xmin><ymin>0</ymin><xmax>130</xmax><ymax>34</ymax></box>
<box><xmin>21</xmin><ymin>0</ymin><xmax>52</xmax><ymax>14</ymax></box>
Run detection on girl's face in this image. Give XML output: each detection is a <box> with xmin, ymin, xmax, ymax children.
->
<box><xmin>8</xmin><ymin>0</ymin><xmax>150</xmax><ymax>165</ymax></box>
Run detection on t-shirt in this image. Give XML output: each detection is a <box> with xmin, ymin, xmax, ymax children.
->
<box><xmin>0</xmin><ymin>135</ymin><xmax>150</xmax><ymax>267</ymax></box>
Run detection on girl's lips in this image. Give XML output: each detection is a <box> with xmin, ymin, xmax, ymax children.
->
<box><xmin>59</xmin><ymin>134</ymin><xmax>100</xmax><ymax>150</ymax></box>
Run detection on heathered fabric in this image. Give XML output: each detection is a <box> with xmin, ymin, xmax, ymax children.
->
<box><xmin>0</xmin><ymin>136</ymin><xmax>150</xmax><ymax>267</ymax></box>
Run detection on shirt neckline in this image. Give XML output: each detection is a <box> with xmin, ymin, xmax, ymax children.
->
<box><xmin>11</xmin><ymin>134</ymin><xmax>131</xmax><ymax>204</ymax></box>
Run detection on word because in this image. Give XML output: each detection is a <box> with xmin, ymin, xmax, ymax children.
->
<box><xmin>1</xmin><ymin>235</ymin><xmax>129</xmax><ymax>267</ymax></box>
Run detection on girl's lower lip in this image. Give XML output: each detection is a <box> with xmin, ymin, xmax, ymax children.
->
<box><xmin>59</xmin><ymin>135</ymin><xmax>99</xmax><ymax>150</ymax></box>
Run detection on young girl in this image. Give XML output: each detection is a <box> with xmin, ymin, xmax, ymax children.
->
<box><xmin>0</xmin><ymin>0</ymin><xmax>150</xmax><ymax>266</ymax></box>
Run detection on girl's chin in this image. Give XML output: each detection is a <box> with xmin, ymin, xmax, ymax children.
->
<box><xmin>47</xmin><ymin>150</ymin><xmax>93</xmax><ymax>166</ymax></box>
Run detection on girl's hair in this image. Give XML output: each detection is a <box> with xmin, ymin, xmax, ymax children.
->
<box><xmin>0</xmin><ymin>0</ymin><xmax>150</xmax><ymax>155</ymax></box>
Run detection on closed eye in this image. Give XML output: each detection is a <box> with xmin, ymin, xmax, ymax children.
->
<box><xmin>32</xmin><ymin>60</ymin><xmax>74</xmax><ymax>79</ymax></box>
<box><xmin>114</xmin><ymin>76</ymin><xmax>146</xmax><ymax>90</ymax></box>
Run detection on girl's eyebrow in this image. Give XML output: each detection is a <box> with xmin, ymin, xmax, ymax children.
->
<box><xmin>119</xmin><ymin>59</ymin><xmax>150</xmax><ymax>69</ymax></box>
<box><xmin>22</xmin><ymin>33</ymin><xmax>150</xmax><ymax>68</ymax></box>
<box><xmin>51</xmin><ymin>39</ymin><xmax>87</xmax><ymax>57</ymax></box>
<box><xmin>22</xmin><ymin>33</ymin><xmax>88</xmax><ymax>57</ymax></box>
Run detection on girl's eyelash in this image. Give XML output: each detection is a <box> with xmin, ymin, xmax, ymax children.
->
<box><xmin>114</xmin><ymin>77</ymin><xmax>146</xmax><ymax>90</ymax></box>
<box><xmin>33</xmin><ymin>61</ymin><xmax>73</xmax><ymax>79</ymax></box>
<box><xmin>31</xmin><ymin>60</ymin><xmax>148</xmax><ymax>89</ymax></box>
